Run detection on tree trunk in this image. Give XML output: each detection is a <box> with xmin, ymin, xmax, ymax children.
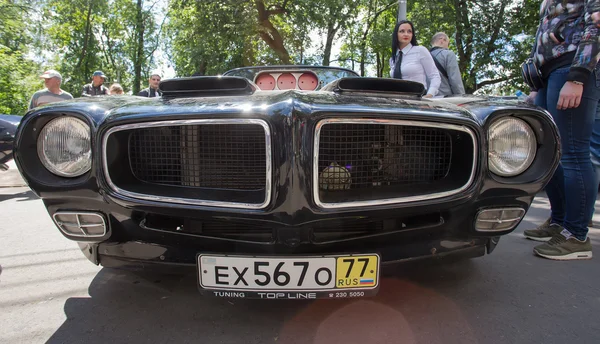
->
<box><xmin>133</xmin><ymin>0</ymin><xmax>144</xmax><ymax>94</ymax></box>
<box><xmin>242</xmin><ymin>37</ymin><xmax>256</xmax><ymax>66</ymax></box>
<box><xmin>254</xmin><ymin>0</ymin><xmax>290</xmax><ymax>64</ymax></box>
<box><xmin>77</xmin><ymin>0</ymin><xmax>93</xmax><ymax>78</ymax></box>
<box><xmin>199</xmin><ymin>61</ymin><xmax>207</xmax><ymax>76</ymax></box>
<box><xmin>322</xmin><ymin>21</ymin><xmax>337</xmax><ymax>66</ymax></box>
<box><xmin>359</xmin><ymin>0</ymin><xmax>374</xmax><ymax>76</ymax></box>
<box><xmin>454</xmin><ymin>0</ymin><xmax>474</xmax><ymax>93</ymax></box>
<box><xmin>376</xmin><ymin>52</ymin><xmax>384</xmax><ymax>77</ymax></box>
<box><xmin>358</xmin><ymin>0</ymin><xmax>394</xmax><ymax>76</ymax></box>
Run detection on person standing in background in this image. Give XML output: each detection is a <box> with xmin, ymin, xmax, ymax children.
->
<box><xmin>138</xmin><ymin>71</ymin><xmax>162</xmax><ymax>97</ymax></box>
<box><xmin>109</xmin><ymin>83</ymin><xmax>124</xmax><ymax>95</ymax></box>
<box><xmin>389</xmin><ymin>20</ymin><xmax>441</xmax><ymax>98</ymax></box>
<box><xmin>29</xmin><ymin>70</ymin><xmax>73</xmax><ymax>110</ymax></box>
<box><xmin>523</xmin><ymin>0</ymin><xmax>600</xmax><ymax>260</ymax></box>
<box><xmin>429</xmin><ymin>32</ymin><xmax>465</xmax><ymax>96</ymax></box>
<box><xmin>82</xmin><ymin>71</ymin><xmax>109</xmax><ymax>96</ymax></box>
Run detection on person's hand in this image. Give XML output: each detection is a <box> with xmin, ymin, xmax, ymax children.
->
<box><xmin>557</xmin><ymin>81</ymin><xmax>583</xmax><ymax>110</ymax></box>
<box><xmin>526</xmin><ymin>91</ymin><xmax>537</xmax><ymax>104</ymax></box>
<box><xmin>592</xmin><ymin>11</ymin><xmax>600</xmax><ymax>27</ymax></box>
<box><xmin>423</xmin><ymin>94</ymin><xmax>433</xmax><ymax>98</ymax></box>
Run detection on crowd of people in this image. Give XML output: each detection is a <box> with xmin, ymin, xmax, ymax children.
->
<box><xmin>27</xmin><ymin>24</ymin><xmax>469</xmax><ymax>111</ymax></box>
<box><xmin>28</xmin><ymin>70</ymin><xmax>163</xmax><ymax>109</ymax></box>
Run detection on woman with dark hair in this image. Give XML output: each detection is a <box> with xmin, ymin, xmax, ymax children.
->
<box><xmin>389</xmin><ymin>20</ymin><xmax>441</xmax><ymax>98</ymax></box>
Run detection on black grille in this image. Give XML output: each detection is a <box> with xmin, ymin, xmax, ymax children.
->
<box><xmin>318</xmin><ymin>123</ymin><xmax>452</xmax><ymax>191</ymax></box>
<box><xmin>128</xmin><ymin>124</ymin><xmax>267</xmax><ymax>190</ymax></box>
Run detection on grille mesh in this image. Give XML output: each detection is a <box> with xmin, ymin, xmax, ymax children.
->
<box><xmin>318</xmin><ymin>123</ymin><xmax>452</xmax><ymax>190</ymax></box>
<box><xmin>129</xmin><ymin>124</ymin><xmax>267</xmax><ymax>190</ymax></box>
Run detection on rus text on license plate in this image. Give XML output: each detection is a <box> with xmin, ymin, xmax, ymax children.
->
<box><xmin>197</xmin><ymin>254</ymin><xmax>379</xmax><ymax>299</ymax></box>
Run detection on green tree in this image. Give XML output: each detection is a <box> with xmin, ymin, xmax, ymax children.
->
<box><xmin>44</xmin><ymin>0</ymin><xmax>106</xmax><ymax>95</ymax></box>
<box><xmin>44</xmin><ymin>0</ymin><xmax>163</xmax><ymax>95</ymax></box>
<box><xmin>0</xmin><ymin>0</ymin><xmax>43</xmax><ymax>115</ymax></box>
<box><xmin>408</xmin><ymin>0</ymin><xmax>539</xmax><ymax>93</ymax></box>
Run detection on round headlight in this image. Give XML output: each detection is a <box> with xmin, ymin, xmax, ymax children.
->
<box><xmin>37</xmin><ymin>117</ymin><xmax>91</xmax><ymax>177</ymax></box>
<box><xmin>488</xmin><ymin>117</ymin><xmax>537</xmax><ymax>177</ymax></box>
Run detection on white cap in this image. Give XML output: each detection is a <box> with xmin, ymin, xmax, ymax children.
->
<box><xmin>40</xmin><ymin>70</ymin><xmax>62</xmax><ymax>80</ymax></box>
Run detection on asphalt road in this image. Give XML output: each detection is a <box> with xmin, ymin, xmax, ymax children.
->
<box><xmin>1</xmin><ymin>186</ymin><xmax>600</xmax><ymax>344</ymax></box>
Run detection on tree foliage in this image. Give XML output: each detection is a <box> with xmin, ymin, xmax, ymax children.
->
<box><xmin>44</xmin><ymin>0</ymin><xmax>163</xmax><ymax>95</ymax></box>
<box><xmin>0</xmin><ymin>0</ymin><xmax>42</xmax><ymax>115</ymax></box>
<box><xmin>408</xmin><ymin>0</ymin><xmax>539</xmax><ymax>93</ymax></box>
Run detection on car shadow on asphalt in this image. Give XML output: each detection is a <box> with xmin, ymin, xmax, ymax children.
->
<box><xmin>46</xmin><ymin>258</ymin><xmax>481</xmax><ymax>344</ymax></box>
<box><xmin>0</xmin><ymin>189</ymin><xmax>38</xmax><ymax>202</ymax></box>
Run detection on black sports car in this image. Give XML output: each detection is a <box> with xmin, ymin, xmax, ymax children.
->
<box><xmin>0</xmin><ymin>114</ymin><xmax>22</xmax><ymax>171</ymax></box>
<box><xmin>14</xmin><ymin>66</ymin><xmax>560</xmax><ymax>299</ymax></box>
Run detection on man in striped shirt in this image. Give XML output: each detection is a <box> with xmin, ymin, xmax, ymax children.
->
<box><xmin>28</xmin><ymin>70</ymin><xmax>73</xmax><ymax>110</ymax></box>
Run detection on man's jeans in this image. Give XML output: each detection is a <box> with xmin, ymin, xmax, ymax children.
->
<box><xmin>535</xmin><ymin>66</ymin><xmax>600</xmax><ymax>240</ymax></box>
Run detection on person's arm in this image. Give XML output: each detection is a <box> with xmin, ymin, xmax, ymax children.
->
<box><xmin>419</xmin><ymin>47</ymin><xmax>441</xmax><ymax>97</ymax></box>
<box><xmin>567</xmin><ymin>0</ymin><xmax>600</xmax><ymax>84</ymax></box>
<box><xmin>138</xmin><ymin>89</ymin><xmax>149</xmax><ymax>97</ymax></box>
<box><xmin>81</xmin><ymin>84</ymin><xmax>91</xmax><ymax>97</ymax></box>
<box><xmin>445</xmin><ymin>52</ymin><xmax>465</xmax><ymax>95</ymax></box>
<box><xmin>558</xmin><ymin>0</ymin><xmax>600</xmax><ymax>109</ymax></box>
<box><xmin>389</xmin><ymin>56</ymin><xmax>395</xmax><ymax>78</ymax></box>
<box><xmin>28</xmin><ymin>94</ymin><xmax>36</xmax><ymax>110</ymax></box>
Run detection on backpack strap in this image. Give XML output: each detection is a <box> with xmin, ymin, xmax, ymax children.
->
<box><xmin>430</xmin><ymin>48</ymin><xmax>449</xmax><ymax>79</ymax></box>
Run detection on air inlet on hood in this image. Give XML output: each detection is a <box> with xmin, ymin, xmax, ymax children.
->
<box><xmin>159</xmin><ymin>76</ymin><xmax>257</xmax><ymax>99</ymax></box>
<box><xmin>321</xmin><ymin>77</ymin><xmax>426</xmax><ymax>98</ymax></box>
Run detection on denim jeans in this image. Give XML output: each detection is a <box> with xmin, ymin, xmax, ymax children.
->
<box><xmin>591</xmin><ymin>98</ymin><xmax>600</xmax><ymax>186</ymax></box>
<box><xmin>535</xmin><ymin>66</ymin><xmax>600</xmax><ymax>240</ymax></box>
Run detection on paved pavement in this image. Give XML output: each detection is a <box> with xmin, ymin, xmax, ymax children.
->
<box><xmin>0</xmin><ymin>160</ymin><xmax>27</xmax><ymax>187</ymax></box>
<box><xmin>1</xmin><ymin>186</ymin><xmax>600</xmax><ymax>344</ymax></box>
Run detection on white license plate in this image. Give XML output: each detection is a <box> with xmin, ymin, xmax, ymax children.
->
<box><xmin>198</xmin><ymin>254</ymin><xmax>380</xmax><ymax>292</ymax></box>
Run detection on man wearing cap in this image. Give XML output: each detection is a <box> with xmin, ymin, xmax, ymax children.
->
<box><xmin>29</xmin><ymin>70</ymin><xmax>74</xmax><ymax>110</ymax></box>
<box><xmin>138</xmin><ymin>71</ymin><xmax>162</xmax><ymax>97</ymax></box>
<box><xmin>82</xmin><ymin>70</ymin><xmax>109</xmax><ymax>96</ymax></box>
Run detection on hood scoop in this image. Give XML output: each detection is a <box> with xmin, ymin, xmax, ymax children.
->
<box><xmin>322</xmin><ymin>77</ymin><xmax>425</xmax><ymax>98</ymax></box>
<box><xmin>159</xmin><ymin>76</ymin><xmax>256</xmax><ymax>99</ymax></box>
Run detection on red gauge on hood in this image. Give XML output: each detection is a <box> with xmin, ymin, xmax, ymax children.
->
<box><xmin>298</xmin><ymin>73</ymin><xmax>318</xmax><ymax>90</ymax></box>
<box><xmin>277</xmin><ymin>73</ymin><xmax>296</xmax><ymax>90</ymax></box>
<box><xmin>255</xmin><ymin>74</ymin><xmax>276</xmax><ymax>90</ymax></box>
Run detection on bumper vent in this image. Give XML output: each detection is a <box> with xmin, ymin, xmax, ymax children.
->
<box><xmin>53</xmin><ymin>212</ymin><xmax>106</xmax><ymax>238</ymax></box>
<box><xmin>140</xmin><ymin>215</ymin><xmax>275</xmax><ymax>244</ymax></box>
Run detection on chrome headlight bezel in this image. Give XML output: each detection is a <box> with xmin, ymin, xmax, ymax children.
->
<box><xmin>37</xmin><ymin>116</ymin><xmax>92</xmax><ymax>177</ymax></box>
<box><xmin>488</xmin><ymin>117</ymin><xmax>537</xmax><ymax>177</ymax></box>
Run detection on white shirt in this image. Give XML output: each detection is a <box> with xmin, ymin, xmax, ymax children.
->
<box><xmin>389</xmin><ymin>44</ymin><xmax>441</xmax><ymax>96</ymax></box>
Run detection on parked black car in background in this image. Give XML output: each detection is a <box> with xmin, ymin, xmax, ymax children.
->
<box><xmin>0</xmin><ymin>114</ymin><xmax>22</xmax><ymax>171</ymax></box>
<box><xmin>14</xmin><ymin>66</ymin><xmax>560</xmax><ymax>299</ymax></box>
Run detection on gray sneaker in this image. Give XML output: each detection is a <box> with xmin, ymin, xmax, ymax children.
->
<box><xmin>533</xmin><ymin>230</ymin><xmax>592</xmax><ymax>260</ymax></box>
<box><xmin>523</xmin><ymin>218</ymin><xmax>563</xmax><ymax>242</ymax></box>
